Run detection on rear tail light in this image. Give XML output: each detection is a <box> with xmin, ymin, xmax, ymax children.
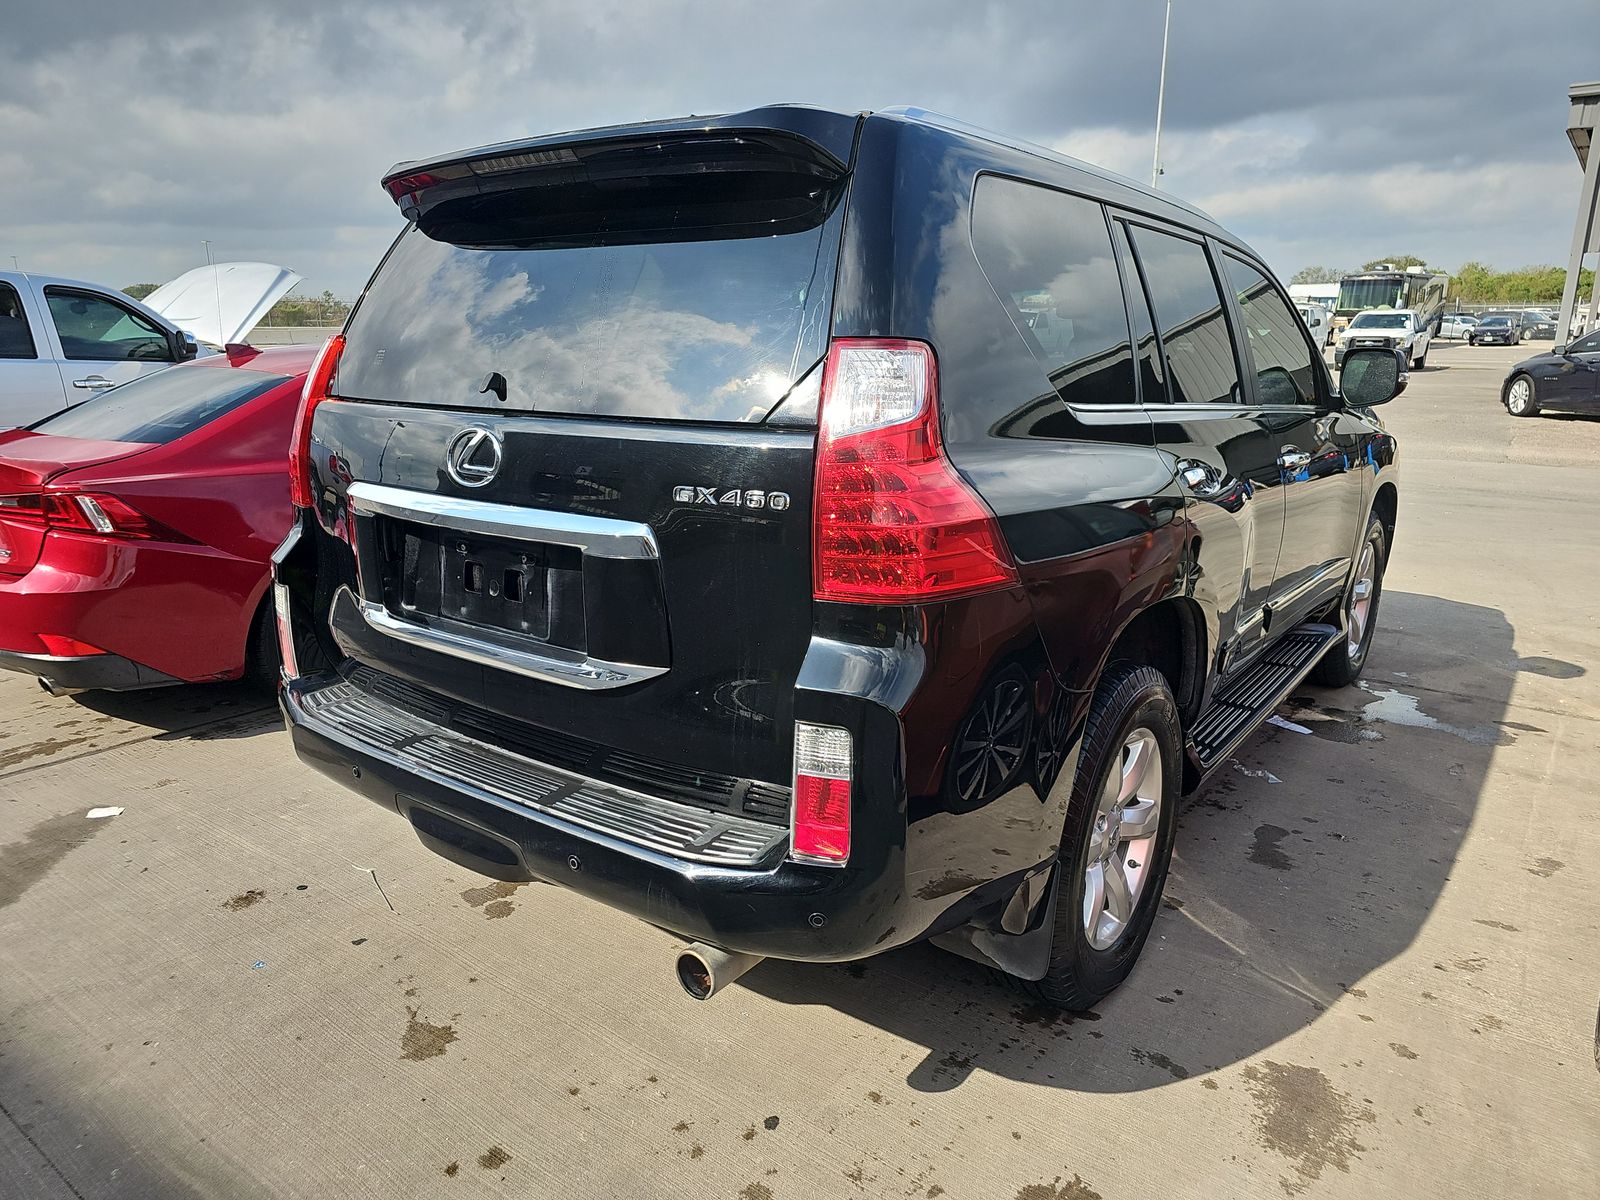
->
<box><xmin>289</xmin><ymin>334</ymin><xmax>345</xmax><ymax>509</ymax></box>
<box><xmin>38</xmin><ymin>634</ymin><xmax>106</xmax><ymax>657</ymax></box>
<box><xmin>813</xmin><ymin>338</ymin><xmax>1018</xmax><ymax>603</ymax></box>
<box><xmin>791</xmin><ymin>721</ymin><xmax>852</xmax><ymax>866</ymax></box>
<box><xmin>0</xmin><ymin>490</ymin><xmax>190</xmax><ymax>542</ymax></box>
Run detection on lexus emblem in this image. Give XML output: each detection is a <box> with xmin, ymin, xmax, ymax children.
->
<box><xmin>444</xmin><ymin>427</ymin><xmax>502</xmax><ymax>488</ymax></box>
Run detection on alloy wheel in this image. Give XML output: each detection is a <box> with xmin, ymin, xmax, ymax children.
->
<box><xmin>1507</xmin><ymin>377</ymin><xmax>1531</xmax><ymax>415</ymax></box>
<box><xmin>1082</xmin><ymin>727</ymin><xmax>1162</xmax><ymax>951</ymax></box>
<box><xmin>1346</xmin><ymin>540</ymin><xmax>1377</xmax><ymax>659</ymax></box>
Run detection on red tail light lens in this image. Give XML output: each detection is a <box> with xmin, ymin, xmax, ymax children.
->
<box><xmin>792</xmin><ymin>721</ymin><xmax>852</xmax><ymax>865</ymax></box>
<box><xmin>289</xmin><ymin>334</ymin><xmax>345</xmax><ymax>509</ymax></box>
<box><xmin>2</xmin><ymin>491</ymin><xmax>189</xmax><ymax>542</ymax></box>
<box><xmin>813</xmin><ymin>339</ymin><xmax>1018</xmax><ymax>603</ymax></box>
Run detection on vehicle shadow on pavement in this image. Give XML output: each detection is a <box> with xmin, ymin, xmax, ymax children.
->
<box><xmin>748</xmin><ymin>591</ymin><xmax>1519</xmax><ymax>1093</ymax></box>
<box><xmin>68</xmin><ymin>681</ymin><xmax>278</xmax><ymax>741</ymax></box>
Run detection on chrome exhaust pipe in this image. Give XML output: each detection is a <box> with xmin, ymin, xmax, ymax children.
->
<box><xmin>675</xmin><ymin>942</ymin><xmax>764</xmax><ymax>1000</ymax></box>
<box><xmin>37</xmin><ymin>677</ymin><xmax>83</xmax><ymax>699</ymax></box>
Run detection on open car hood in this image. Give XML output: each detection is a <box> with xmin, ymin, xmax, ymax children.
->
<box><xmin>142</xmin><ymin>262</ymin><xmax>302</xmax><ymax>347</ymax></box>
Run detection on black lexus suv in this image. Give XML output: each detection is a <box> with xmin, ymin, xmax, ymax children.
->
<box><xmin>274</xmin><ymin>105</ymin><xmax>1403</xmax><ymax>1008</ymax></box>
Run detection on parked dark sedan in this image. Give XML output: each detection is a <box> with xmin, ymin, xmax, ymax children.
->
<box><xmin>1520</xmin><ymin>311</ymin><xmax>1557</xmax><ymax>339</ymax></box>
<box><xmin>1502</xmin><ymin>328</ymin><xmax>1600</xmax><ymax>417</ymax></box>
<box><xmin>1469</xmin><ymin>316</ymin><xmax>1520</xmax><ymax>346</ymax></box>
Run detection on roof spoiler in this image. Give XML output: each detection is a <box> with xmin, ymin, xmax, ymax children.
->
<box><xmin>380</xmin><ymin>105</ymin><xmax>860</xmax><ymax>220</ymax></box>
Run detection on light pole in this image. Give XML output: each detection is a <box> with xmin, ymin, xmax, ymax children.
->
<box><xmin>1151</xmin><ymin>0</ymin><xmax>1172</xmax><ymax>190</ymax></box>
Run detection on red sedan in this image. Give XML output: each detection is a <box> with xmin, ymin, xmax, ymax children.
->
<box><xmin>0</xmin><ymin>343</ymin><xmax>316</xmax><ymax>695</ymax></box>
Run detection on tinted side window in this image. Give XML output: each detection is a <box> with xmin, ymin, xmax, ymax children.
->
<box><xmin>1126</xmin><ymin>225</ymin><xmax>1241</xmax><ymax>405</ymax></box>
<box><xmin>1111</xmin><ymin>221</ymin><xmax>1167</xmax><ymax>404</ymax></box>
<box><xmin>1221</xmin><ymin>254</ymin><xmax>1320</xmax><ymax>406</ymax></box>
<box><xmin>45</xmin><ymin>289</ymin><xmax>171</xmax><ymax>363</ymax></box>
<box><xmin>0</xmin><ymin>284</ymin><xmax>36</xmax><ymax>359</ymax></box>
<box><xmin>970</xmin><ymin>176</ymin><xmax>1135</xmax><ymax>409</ymax></box>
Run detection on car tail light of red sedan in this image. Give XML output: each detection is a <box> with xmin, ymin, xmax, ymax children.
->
<box><xmin>0</xmin><ymin>490</ymin><xmax>195</xmax><ymax>543</ymax></box>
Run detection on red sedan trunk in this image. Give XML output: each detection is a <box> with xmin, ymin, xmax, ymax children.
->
<box><xmin>0</xmin><ymin>344</ymin><xmax>316</xmax><ymax>692</ymax></box>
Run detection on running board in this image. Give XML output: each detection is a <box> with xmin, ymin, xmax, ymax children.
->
<box><xmin>1189</xmin><ymin>623</ymin><xmax>1340</xmax><ymax>769</ymax></box>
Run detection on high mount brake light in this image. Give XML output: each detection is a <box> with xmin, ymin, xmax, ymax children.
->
<box><xmin>289</xmin><ymin>334</ymin><xmax>345</xmax><ymax>509</ymax></box>
<box><xmin>812</xmin><ymin>339</ymin><xmax>1018</xmax><ymax>603</ymax></box>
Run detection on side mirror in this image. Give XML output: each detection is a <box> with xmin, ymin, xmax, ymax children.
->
<box><xmin>175</xmin><ymin>330</ymin><xmax>200</xmax><ymax>361</ymax></box>
<box><xmin>1339</xmin><ymin>347</ymin><xmax>1406</xmax><ymax>407</ymax></box>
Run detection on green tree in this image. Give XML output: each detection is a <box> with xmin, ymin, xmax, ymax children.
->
<box><xmin>121</xmin><ymin>283</ymin><xmax>159</xmax><ymax>300</ymax></box>
<box><xmin>1291</xmin><ymin>265</ymin><xmax>1345</xmax><ymax>285</ymax></box>
<box><xmin>1359</xmin><ymin>255</ymin><xmax>1429</xmax><ymax>272</ymax></box>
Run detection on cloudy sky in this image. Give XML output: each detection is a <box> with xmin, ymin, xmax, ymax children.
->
<box><xmin>3</xmin><ymin>1</ymin><xmax>1595</xmax><ymax>298</ymax></box>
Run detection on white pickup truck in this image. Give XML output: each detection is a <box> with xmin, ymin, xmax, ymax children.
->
<box><xmin>0</xmin><ymin>263</ymin><xmax>299</xmax><ymax>428</ymax></box>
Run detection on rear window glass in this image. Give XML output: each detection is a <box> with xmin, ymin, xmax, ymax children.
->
<box><xmin>30</xmin><ymin>364</ymin><xmax>288</xmax><ymax>443</ymax></box>
<box><xmin>337</xmin><ymin>161</ymin><xmax>845</xmax><ymax>423</ymax></box>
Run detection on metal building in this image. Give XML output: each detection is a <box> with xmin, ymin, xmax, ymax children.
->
<box><xmin>1557</xmin><ymin>81</ymin><xmax>1600</xmax><ymax>342</ymax></box>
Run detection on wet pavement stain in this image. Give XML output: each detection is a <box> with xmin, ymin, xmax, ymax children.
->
<box><xmin>1389</xmin><ymin>1042</ymin><xmax>1419</xmax><ymax>1060</ymax></box>
<box><xmin>1241</xmin><ymin>1061</ymin><xmax>1375</xmax><ymax>1194</ymax></box>
<box><xmin>1249</xmin><ymin>824</ymin><xmax>1294</xmax><ymax>871</ymax></box>
<box><xmin>1015</xmin><ymin>1175</ymin><xmax>1102</xmax><ymax>1200</ymax></box>
<box><xmin>739</xmin><ymin>1185</ymin><xmax>773</xmax><ymax>1200</ymax></box>
<box><xmin>222</xmin><ymin>889</ymin><xmax>266</xmax><ymax>911</ymax></box>
<box><xmin>0</xmin><ymin>734</ymin><xmax>96</xmax><ymax>770</ymax></box>
<box><xmin>1525</xmin><ymin>857</ymin><xmax>1564</xmax><ymax>878</ymax></box>
<box><xmin>461</xmin><ymin>880</ymin><xmax>523</xmax><ymax>919</ymax></box>
<box><xmin>762</xmin><ymin>1115</ymin><xmax>780</xmax><ymax>1131</ymax></box>
<box><xmin>1355</xmin><ymin>685</ymin><xmax>1507</xmax><ymax>745</ymax></box>
<box><xmin>1130</xmin><ymin>1047</ymin><xmax>1190</xmax><ymax>1079</ymax></box>
<box><xmin>401</xmin><ymin>1007</ymin><xmax>459</xmax><ymax>1061</ymax></box>
<box><xmin>1474</xmin><ymin>919</ymin><xmax>1520</xmax><ymax>931</ymax></box>
<box><xmin>1011</xmin><ymin>1004</ymin><xmax>1099</xmax><ymax>1029</ymax></box>
<box><xmin>443</xmin><ymin>1162</ymin><xmax>459</xmax><ymax>1177</ymax></box>
<box><xmin>0</xmin><ymin>810</ymin><xmax>110</xmax><ymax>910</ymax></box>
<box><xmin>477</xmin><ymin>1146</ymin><xmax>510</xmax><ymax>1170</ymax></box>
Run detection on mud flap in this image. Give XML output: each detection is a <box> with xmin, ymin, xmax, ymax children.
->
<box><xmin>929</xmin><ymin>863</ymin><xmax>1059</xmax><ymax>981</ymax></box>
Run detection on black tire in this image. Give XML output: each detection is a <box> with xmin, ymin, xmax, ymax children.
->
<box><xmin>243</xmin><ymin>596</ymin><xmax>281</xmax><ymax>690</ymax></box>
<box><xmin>1505</xmin><ymin>373</ymin><xmax>1540</xmax><ymax>418</ymax></box>
<box><xmin>1015</xmin><ymin>663</ymin><xmax>1181</xmax><ymax>1010</ymax></box>
<box><xmin>1310</xmin><ymin>514</ymin><xmax>1387</xmax><ymax>687</ymax></box>
<box><xmin>1412</xmin><ymin>346</ymin><xmax>1427</xmax><ymax>370</ymax></box>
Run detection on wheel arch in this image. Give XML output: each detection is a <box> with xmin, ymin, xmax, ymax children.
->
<box><xmin>1097</xmin><ymin>596</ymin><xmax>1207</xmax><ymax>730</ymax></box>
<box><xmin>1370</xmin><ymin>480</ymin><xmax>1398</xmax><ymax>553</ymax></box>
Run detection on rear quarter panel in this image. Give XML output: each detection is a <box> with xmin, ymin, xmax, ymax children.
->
<box><xmin>51</xmin><ymin>377</ymin><xmax>301</xmax><ymax>679</ymax></box>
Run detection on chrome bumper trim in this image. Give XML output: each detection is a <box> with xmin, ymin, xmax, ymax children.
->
<box><xmin>336</xmin><ymin>586</ymin><xmax>666</xmax><ymax>691</ymax></box>
<box><xmin>347</xmin><ymin>482</ymin><xmax>659</xmax><ymax>560</ymax></box>
<box><xmin>292</xmin><ymin>677</ymin><xmax>787</xmax><ymax>868</ymax></box>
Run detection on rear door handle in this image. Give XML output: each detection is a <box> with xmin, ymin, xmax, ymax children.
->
<box><xmin>1278</xmin><ymin>450</ymin><xmax>1312</xmax><ymax>472</ymax></box>
<box><xmin>72</xmin><ymin>376</ymin><xmax>116</xmax><ymax>390</ymax></box>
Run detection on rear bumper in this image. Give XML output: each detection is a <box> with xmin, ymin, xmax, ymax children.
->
<box><xmin>0</xmin><ymin>647</ymin><xmax>179</xmax><ymax>694</ymax></box>
<box><xmin>0</xmin><ymin>532</ymin><xmax>260</xmax><ymax>681</ymax></box>
<box><xmin>282</xmin><ymin>673</ymin><xmax>913</xmax><ymax>962</ymax></box>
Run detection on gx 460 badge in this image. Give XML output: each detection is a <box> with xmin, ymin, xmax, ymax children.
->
<box><xmin>671</xmin><ymin>486</ymin><xmax>790</xmax><ymax>511</ymax></box>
